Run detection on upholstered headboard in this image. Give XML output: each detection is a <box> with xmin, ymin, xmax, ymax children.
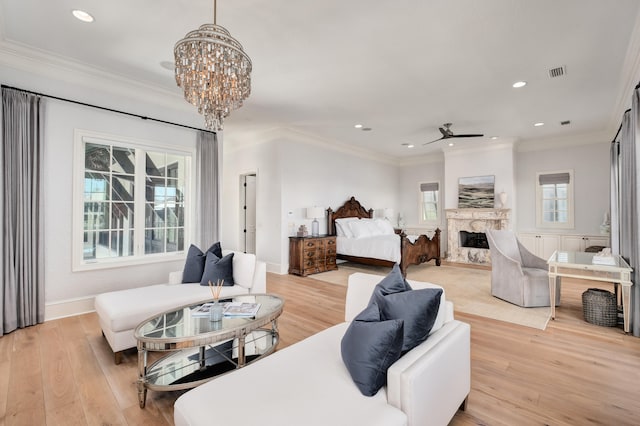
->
<box><xmin>327</xmin><ymin>196</ymin><xmax>374</xmax><ymax>236</ymax></box>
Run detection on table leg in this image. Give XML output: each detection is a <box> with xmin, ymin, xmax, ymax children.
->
<box><xmin>549</xmin><ymin>274</ymin><xmax>557</xmax><ymax>319</ymax></box>
<box><xmin>137</xmin><ymin>347</ymin><xmax>147</xmax><ymax>408</ymax></box>
<box><xmin>237</xmin><ymin>335</ymin><xmax>245</xmax><ymax>368</ymax></box>
<box><xmin>621</xmin><ymin>283</ymin><xmax>632</xmax><ymax>333</ymax></box>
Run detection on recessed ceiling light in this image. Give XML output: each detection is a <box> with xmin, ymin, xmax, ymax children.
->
<box><xmin>534</xmin><ymin>122</ymin><xmax>545</xmax><ymax>127</ymax></box>
<box><xmin>354</xmin><ymin>124</ymin><xmax>363</xmax><ymax>129</ymax></box>
<box><xmin>490</xmin><ymin>136</ymin><xmax>498</xmax><ymax>140</ymax></box>
<box><xmin>448</xmin><ymin>142</ymin><xmax>454</xmax><ymax>147</ymax></box>
<box><xmin>407</xmin><ymin>144</ymin><xmax>414</xmax><ymax>149</ymax></box>
<box><xmin>512</xmin><ymin>81</ymin><xmax>527</xmax><ymax>88</ymax></box>
<box><xmin>72</xmin><ymin>9</ymin><xmax>94</xmax><ymax>23</ymax></box>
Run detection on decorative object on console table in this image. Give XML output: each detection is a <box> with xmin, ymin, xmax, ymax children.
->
<box><xmin>297</xmin><ymin>224</ymin><xmax>308</xmax><ymax>237</ymax></box>
<box><xmin>288</xmin><ymin>235</ymin><xmax>337</xmax><ymax>276</ymax></box>
<box><xmin>306</xmin><ymin>206</ymin><xmax>324</xmax><ymax>237</ymax></box>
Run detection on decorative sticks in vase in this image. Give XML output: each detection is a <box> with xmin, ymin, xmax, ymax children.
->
<box><xmin>208</xmin><ymin>279</ymin><xmax>224</xmax><ymax>301</ymax></box>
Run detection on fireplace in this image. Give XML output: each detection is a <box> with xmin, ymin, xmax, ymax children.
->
<box><xmin>459</xmin><ymin>231</ymin><xmax>489</xmax><ymax>249</ymax></box>
<box><xmin>446</xmin><ymin>209</ymin><xmax>510</xmax><ymax>264</ymax></box>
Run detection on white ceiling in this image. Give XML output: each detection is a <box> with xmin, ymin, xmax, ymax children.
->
<box><xmin>2</xmin><ymin>0</ymin><xmax>640</xmax><ymax>158</ymax></box>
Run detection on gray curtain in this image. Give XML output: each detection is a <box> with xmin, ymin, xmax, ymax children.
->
<box><xmin>196</xmin><ymin>130</ymin><xmax>220</xmax><ymax>246</ymax></box>
<box><xmin>1</xmin><ymin>87</ymin><xmax>45</xmax><ymax>337</ymax></box>
<box><xmin>616</xmin><ymin>91</ymin><xmax>640</xmax><ymax>336</ymax></box>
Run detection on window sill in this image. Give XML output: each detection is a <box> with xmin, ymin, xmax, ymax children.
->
<box><xmin>72</xmin><ymin>252</ymin><xmax>185</xmax><ymax>272</ymax></box>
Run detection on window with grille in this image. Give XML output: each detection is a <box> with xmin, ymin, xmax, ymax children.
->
<box><xmin>419</xmin><ymin>181</ymin><xmax>439</xmax><ymax>224</ymax></box>
<box><xmin>536</xmin><ymin>170</ymin><xmax>574</xmax><ymax>229</ymax></box>
<box><xmin>73</xmin><ymin>131</ymin><xmax>192</xmax><ymax>270</ymax></box>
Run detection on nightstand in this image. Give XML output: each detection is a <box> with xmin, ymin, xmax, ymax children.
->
<box><xmin>288</xmin><ymin>235</ymin><xmax>337</xmax><ymax>276</ymax></box>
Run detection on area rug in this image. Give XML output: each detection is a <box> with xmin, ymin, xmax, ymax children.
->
<box><xmin>311</xmin><ymin>262</ymin><xmax>551</xmax><ymax>330</ymax></box>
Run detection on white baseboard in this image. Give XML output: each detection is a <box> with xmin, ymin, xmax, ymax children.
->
<box><xmin>266</xmin><ymin>262</ymin><xmax>287</xmax><ymax>275</ymax></box>
<box><xmin>45</xmin><ymin>296</ymin><xmax>95</xmax><ymax>321</ymax></box>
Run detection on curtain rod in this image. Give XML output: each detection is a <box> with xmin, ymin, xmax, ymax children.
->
<box><xmin>1</xmin><ymin>84</ymin><xmax>215</xmax><ymax>134</ymax></box>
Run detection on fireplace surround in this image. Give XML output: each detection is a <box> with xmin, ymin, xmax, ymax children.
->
<box><xmin>446</xmin><ymin>209</ymin><xmax>510</xmax><ymax>264</ymax></box>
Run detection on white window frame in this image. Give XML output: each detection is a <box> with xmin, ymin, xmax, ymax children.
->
<box><xmin>535</xmin><ymin>169</ymin><xmax>574</xmax><ymax>229</ymax></box>
<box><xmin>72</xmin><ymin>129</ymin><xmax>195</xmax><ymax>271</ymax></box>
<box><xmin>418</xmin><ymin>181</ymin><xmax>440</xmax><ymax>226</ymax></box>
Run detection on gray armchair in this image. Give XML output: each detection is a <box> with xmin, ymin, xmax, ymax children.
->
<box><xmin>486</xmin><ymin>229</ymin><xmax>560</xmax><ymax>307</ymax></box>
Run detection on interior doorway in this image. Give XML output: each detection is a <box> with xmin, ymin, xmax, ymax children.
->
<box><xmin>240</xmin><ymin>173</ymin><xmax>256</xmax><ymax>254</ymax></box>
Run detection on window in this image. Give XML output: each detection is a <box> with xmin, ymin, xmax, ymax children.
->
<box><xmin>74</xmin><ymin>131</ymin><xmax>192</xmax><ymax>270</ymax></box>
<box><xmin>536</xmin><ymin>170</ymin><xmax>574</xmax><ymax>229</ymax></box>
<box><xmin>419</xmin><ymin>182</ymin><xmax>439</xmax><ymax>224</ymax></box>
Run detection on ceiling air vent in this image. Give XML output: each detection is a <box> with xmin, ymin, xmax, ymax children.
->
<box><xmin>548</xmin><ymin>66</ymin><xmax>566</xmax><ymax>78</ymax></box>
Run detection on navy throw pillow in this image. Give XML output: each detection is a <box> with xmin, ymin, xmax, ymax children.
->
<box><xmin>377</xmin><ymin>288</ymin><xmax>442</xmax><ymax>353</ymax></box>
<box><xmin>200</xmin><ymin>252</ymin><xmax>235</xmax><ymax>286</ymax></box>
<box><xmin>368</xmin><ymin>263</ymin><xmax>412</xmax><ymax>307</ymax></box>
<box><xmin>182</xmin><ymin>242</ymin><xmax>223</xmax><ymax>283</ymax></box>
<box><xmin>340</xmin><ymin>304</ymin><xmax>404</xmax><ymax>397</ymax></box>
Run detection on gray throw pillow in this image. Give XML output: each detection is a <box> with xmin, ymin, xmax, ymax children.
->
<box><xmin>340</xmin><ymin>304</ymin><xmax>404</xmax><ymax>396</ymax></box>
<box><xmin>377</xmin><ymin>288</ymin><xmax>442</xmax><ymax>353</ymax></box>
<box><xmin>200</xmin><ymin>252</ymin><xmax>235</xmax><ymax>286</ymax></box>
<box><xmin>182</xmin><ymin>242</ymin><xmax>223</xmax><ymax>283</ymax></box>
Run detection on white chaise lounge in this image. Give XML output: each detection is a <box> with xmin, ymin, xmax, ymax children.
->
<box><xmin>174</xmin><ymin>272</ymin><xmax>471</xmax><ymax>426</ymax></box>
<box><xmin>94</xmin><ymin>250</ymin><xmax>266</xmax><ymax>364</ymax></box>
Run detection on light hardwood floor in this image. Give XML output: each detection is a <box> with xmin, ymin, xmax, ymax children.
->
<box><xmin>1</xmin><ymin>267</ymin><xmax>639</xmax><ymax>425</ymax></box>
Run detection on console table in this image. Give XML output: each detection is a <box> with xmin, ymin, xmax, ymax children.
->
<box><xmin>548</xmin><ymin>251</ymin><xmax>633</xmax><ymax>332</ymax></box>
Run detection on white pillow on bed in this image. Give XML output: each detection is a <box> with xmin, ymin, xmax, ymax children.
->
<box><xmin>349</xmin><ymin>220</ymin><xmax>373</xmax><ymax>238</ymax></box>
<box><xmin>335</xmin><ymin>217</ymin><xmax>358</xmax><ymax>238</ymax></box>
<box><xmin>374</xmin><ymin>218</ymin><xmax>395</xmax><ymax>235</ymax></box>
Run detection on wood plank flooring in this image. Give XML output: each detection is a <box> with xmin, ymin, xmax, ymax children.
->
<box><xmin>0</xmin><ymin>267</ymin><xmax>639</xmax><ymax>425</ymax></box>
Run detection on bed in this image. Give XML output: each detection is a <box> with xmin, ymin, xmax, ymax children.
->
<box><xmin>327</xmin><ymin>196</ymin><xmax>441</xmax><ymax>276</ymax></box>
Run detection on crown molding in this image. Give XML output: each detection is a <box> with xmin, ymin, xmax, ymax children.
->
<box><xmin>0</xmin><ymin>39</ymin><xmax>194</xmax><ymax>117</ymax></box>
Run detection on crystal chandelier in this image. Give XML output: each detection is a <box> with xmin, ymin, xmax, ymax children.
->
<box><xmin>174</xmin><ymin>0</ymin><xmax>252</xmax><ymax>131</ymax></box>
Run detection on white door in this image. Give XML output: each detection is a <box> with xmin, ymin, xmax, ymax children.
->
<box><xmin>242</xmin><ymin>174</ymin><xmax>257</xmax><ymax>254</ymax></box>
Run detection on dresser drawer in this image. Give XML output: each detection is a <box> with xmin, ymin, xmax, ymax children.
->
<box><xmin>304</xmin><ymin>250</ymin><xmax>319</xmax><ymax>260</ymax></box>
<box><xmin>302</xmin><ymin>240</ymin><xmax>319</xmax><ymax>250</ymax></box>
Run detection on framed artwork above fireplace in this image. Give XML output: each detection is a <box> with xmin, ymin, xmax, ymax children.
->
<box><xmin>458</xmin><ymin>175</ymin><xmax>495</xmax><ymax>208</ymax></box>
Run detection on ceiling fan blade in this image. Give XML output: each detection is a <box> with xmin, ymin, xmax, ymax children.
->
<box><xmin>450</xmin><ymin>133</ymin><xmax>484</xmax><ymax>138</ymax></box>
<box><xmin>423</xmin><ymin>136</ymin><xmax>444</xmax><ymax>145</ymax></box>
<box><xmin>438</xmin><ymin>127</ymin><xmax>449</xmax><ymax>137</ymax></box>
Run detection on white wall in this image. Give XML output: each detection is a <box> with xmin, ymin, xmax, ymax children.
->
<box><xmin>444</xmin><ymin>142</ymin><xmax>516</xmax><ymax>214</ymax></box>
<box><xmin>515</xmin><ymin>141</ymin><xmax>610</xmax><ymax>234</ymax></box>
<box><xmin>398</xmin><ymin>157</ymin><xmax>445</xmax><ymax>230</ymax></box>
<box><xmin>221</xmin><ymin>130</ymin><xmax>399</xmax><ymax>273</ymax></box>
<box><xmin>42</xmin><ymin>100</ymin><xmax>198</xmax><ymax>317</ymax></box>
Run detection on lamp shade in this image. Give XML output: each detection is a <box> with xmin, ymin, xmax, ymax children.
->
<box><xmin>306</xmin><ymin>207</ymin><xmax>324</xmax><ymax>219</ymax></box>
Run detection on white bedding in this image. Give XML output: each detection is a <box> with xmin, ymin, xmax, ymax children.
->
<box><xmin>337</xmin><ymin>234</ymin><xmax>401</xmax><ymax>263</ymax></box>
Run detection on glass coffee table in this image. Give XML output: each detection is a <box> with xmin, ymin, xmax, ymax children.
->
<box><xmin>134</xmin><ymin>293</ymin><xmax>284</xmax><ymax>408</ymax></box>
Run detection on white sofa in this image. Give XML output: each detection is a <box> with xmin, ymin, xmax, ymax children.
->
<box><xmin>94</xmin><ymin>250</ymin><xmax>266</xmax><ymax>364</ymax></box>
<box><xmin>174</xmin><ymin>272</ymin><xmax>471</xmax><ymax>426</ymax></box>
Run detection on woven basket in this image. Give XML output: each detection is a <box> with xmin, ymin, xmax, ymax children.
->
<box><xmin>582</xmin><ymin>288</ymin><xmax>617</xmax><ymax>327</ymax></box>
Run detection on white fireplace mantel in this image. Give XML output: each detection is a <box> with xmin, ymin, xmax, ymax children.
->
<box><xmin>446</xmin><ymin>208</ymin><xmax>511</xmax><ymax>264</ymax></box>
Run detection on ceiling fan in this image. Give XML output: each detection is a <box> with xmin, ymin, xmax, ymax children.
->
<box><xmin>423</xmin><ymin>123</ymin><xmax>484</xmax><ymax>145</ymax></box>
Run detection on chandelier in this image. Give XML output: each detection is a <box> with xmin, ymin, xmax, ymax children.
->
<box><xmin>174</xmin><ymin>0</ymin><xmax>252</xmax><ymax>131</ymax></box>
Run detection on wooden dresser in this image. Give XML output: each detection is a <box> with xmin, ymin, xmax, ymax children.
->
<box><xmin>288</xmin><ymin>235</ymin><xmax>337</xmax><ymax>276</ymax></box>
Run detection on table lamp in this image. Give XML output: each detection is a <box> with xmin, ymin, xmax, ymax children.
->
<box><xmin>306</xmin><ymin>206</ymin><xmax>324</xmax><ymax>237</ymax></box>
